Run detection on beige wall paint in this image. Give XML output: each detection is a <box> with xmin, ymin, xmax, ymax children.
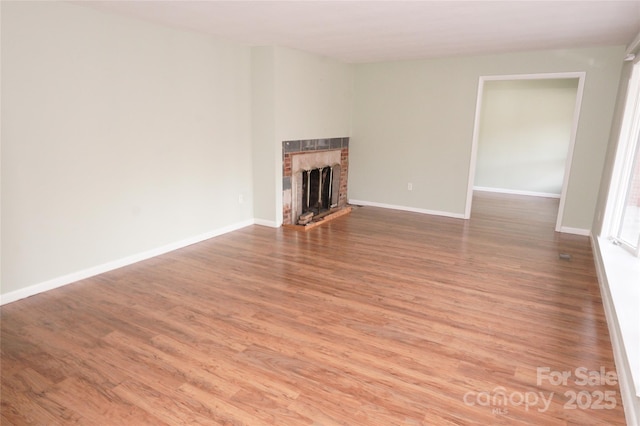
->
<box><xmin>274</xmin><ymin>47</ymin><xmax>353</xmax><ymax>142</ymax></box>
<box><xmin>351</xmin><ymin>47</ymin><xmax>625</xmax><ymax>229</ymax></box>
<box><xmin>1</xmin><ymin>2</ymin><xmax>254</xmax><ymax>294</ymax></box>
<box><xmin>251</xmin><ymin>47</ymin><xmax>277</xmax><ymax>223</ymax></box>
<box><xmin>476</xmin><ymin>79</ymin><xmax>579</xmax><ymax>195</ymax></box>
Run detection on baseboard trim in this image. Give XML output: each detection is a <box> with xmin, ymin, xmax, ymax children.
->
<box><xmin>473</xmin><ymin>186</ymin><xmax>561</xmax><ymax>199</ymax></box>
<box><xmin>559</xmin><ymin>226</ymin><xmax>591</xmax><ymax>236</ymax></box>
<box><xmin>348</xmin><ymin>199</ymin><xmax>466</xmax><ymax>219</ymax></box>
<box><xmin>253</xmin><ymin>218</ymin><xmax>280</xmax><ymax>228</ymax></box>
<box><xmin>591</xmin><ymin>235</ymin><xmax>640</xmax><ymax>426</ymax></box>
<box><xmin>0</xmin><ymin>219</ymin><xmax>256</xmax><ymax>306</ymax></box>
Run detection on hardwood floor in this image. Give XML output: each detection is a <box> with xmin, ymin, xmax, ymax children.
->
<box><xmin>1</xmin><ymin>192</ymin><xmax>626</xmax><ymax>425</ymax></box>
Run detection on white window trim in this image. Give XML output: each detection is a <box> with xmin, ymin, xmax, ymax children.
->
<box><xmin>603</xmin><ymin>57</ymin><xmax>640</xmax><ymax>256</ymax></box>
<box><xmin>594</xmin><ymin>47</ymin><xmax>640</xmax><ymax>425</ymax></box>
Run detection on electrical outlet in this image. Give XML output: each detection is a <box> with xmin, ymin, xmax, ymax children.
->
<box><xmin>407</xmin><ymin>183</ymin><xmax>413</xmax><ymax>191</ymax></box>
<box><xmin>238</xmin><ymin>194</ymin><xmax>244</xmax><ymax>204</ymax></box>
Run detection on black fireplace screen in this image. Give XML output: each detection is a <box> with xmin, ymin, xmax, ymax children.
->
<box><xmin>301</xmin><ymin>166</ymin><xmax>334</xmax><ymax>215</ymax></box>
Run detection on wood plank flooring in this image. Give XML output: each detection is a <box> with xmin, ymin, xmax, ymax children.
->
<box><xmin>1</xmin><ymin>192</ymin><xmax>627</xmax><ymax>425</ymax></box>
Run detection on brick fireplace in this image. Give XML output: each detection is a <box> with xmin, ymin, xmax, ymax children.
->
<box><xmin>282</xmin><ymin>138</ymin><xmax>349</xmax><ymax>225</ymax></box>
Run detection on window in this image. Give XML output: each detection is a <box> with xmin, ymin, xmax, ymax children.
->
<box><xmin>616</xmin><ymin>139</ymin><xmax>640</xmax><ymax>252</ymax></box>
<box><xmin>606</xmin><ymin>58</ymin><xmax>640</xmax><ymax>256</ymax></box>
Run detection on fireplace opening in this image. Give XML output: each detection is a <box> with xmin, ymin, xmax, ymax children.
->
<box><xmin>282</xmin><ymin>139</ymin><xmax>348</xmax><ymax>227</ymax></box>
<box><xmin>301</xmin><ymin>166</ymin><xmax>334</xmax><ymax>216</ymax></box>
<box><xmin>296</xmin><ymin>164</ymin><xmax>340</xmax><ymax>225</ymax></box>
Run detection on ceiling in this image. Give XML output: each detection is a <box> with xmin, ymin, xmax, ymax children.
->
<box><xmin>81</xmin><ymin>1</ymin><xmax>640</xmax><ymax>63</ymax></box>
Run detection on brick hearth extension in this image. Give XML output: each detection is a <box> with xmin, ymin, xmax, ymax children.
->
<box><xmin>282</xmin><ymin>138</ymin><xmax>349</xmax><ymax>225</ymax></box>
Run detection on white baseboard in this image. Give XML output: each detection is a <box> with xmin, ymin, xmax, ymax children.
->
<box><xmin>558</xmin><ymin>226</ymin><xmax>591</xmax><ymax>236</ymax></box>
<box><xmin>0</xmin><ymin>219</ymin><xmax>256</xmax><ymax>306</ymax></box>
<box><xmin>253</xmin><ymin>218</ymin><xmax>280</xmax><ymax>228</ymax></box>
<box><xmin>474</xmin><ymin>186</ymin><xmax>561</xmax><ymax>199</ymax></box>
<box><xmin>591</xmin><ymin>236</ymin><xmax>640</xmax><ymax>426</ymax></box>
<box><xmin>348</xmin><ymin>199</ymin><xmax>466</xmax><ymax>219</ymax></box>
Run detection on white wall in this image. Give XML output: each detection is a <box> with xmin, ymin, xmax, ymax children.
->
<box><xmin>251</xmin><ymin>47</ymin><xmax>277</xmax><ymax>223</ymax></box>
<box><xmin>1</xmin><ymin>2</ymin><xmax>254</xmax><ymax>296</ymax></box>
<box><xmin>351</xmin><ymin>47</ymin><xmax>625</xmax><ymax>229</ymax></box>
<box><xmin>251</xmin><ymin>46</ymin><xmax>354</xmax><ymax>225</ymax></box>
<box><xmin>274</xmin><ymin>47</ymin><xmax>354</xmax><ymax>142</ymax></box>
<box><xmin>475</xmin><ymin>79</ymin><xmax>579</xmax><ymax>196</ymax></box>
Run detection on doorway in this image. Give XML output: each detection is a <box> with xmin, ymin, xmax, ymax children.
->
<box><xmin>465</xmin><ymin>72</ymin><xmax>586</xmax><ymax>232</ymax></box>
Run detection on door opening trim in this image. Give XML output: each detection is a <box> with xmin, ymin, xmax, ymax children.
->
<box><xmin>465</xmin><ymin>72</ymin><xmax>586</xmax><ymax>233</ymax></box>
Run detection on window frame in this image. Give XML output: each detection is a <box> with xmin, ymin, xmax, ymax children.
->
<box><xmin>604</xmin><ymin>57</ymin><xmax>640</xmax><ymax>257</ymax></box>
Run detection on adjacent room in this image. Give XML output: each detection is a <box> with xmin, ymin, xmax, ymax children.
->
<box><xmin>2</xmin><ymin>1</ymin><xmax>639</xmax><ymax>424</ymax></box>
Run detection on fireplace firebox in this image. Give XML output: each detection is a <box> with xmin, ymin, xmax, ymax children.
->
<box><xmin>301</xmin><ymin>165</ymin><xmax>339</xmax><ymax>216</ymax></box>
<box><xmin>282</xmin><ymin>138</ymin><xmax>349</xmax><ymax>226</ymax></box>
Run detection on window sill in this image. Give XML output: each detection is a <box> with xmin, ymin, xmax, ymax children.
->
<box><xmin>596</xmin><ymin>237</ymin><xmax>640</xmax><ymax>397</ymax></box>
